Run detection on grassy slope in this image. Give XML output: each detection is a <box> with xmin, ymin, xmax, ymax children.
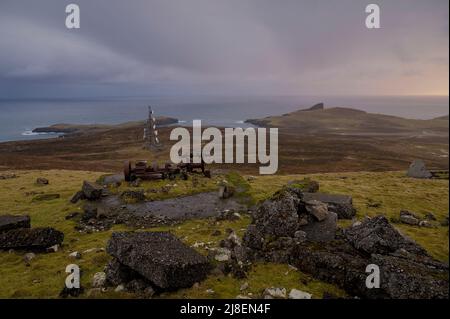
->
<box><xmin>250</xmin><ymin>107</ymin><xmax>449</xmax><ymax>134</ymax></box>
<box><xmin>0</xmin><ymin>169</ymin><xmax>447</xmax><ymax>298</ymax></box>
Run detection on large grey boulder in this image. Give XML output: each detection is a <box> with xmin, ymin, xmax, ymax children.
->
<box><xmin>0</xmin><ymin>215</ymin><xmax>31</xmax><ymax>233</ymax></box>
<box><xmin>0</xmin><ymin>227</ymin><xmax>64</xmax><ymax>250</ymax></box>
<box><xmin>407</xmin><ymin>160</ymin><xmax>432</xmax><ymax>179</ymax></box>
<box><xmin>303</xmin><ymin>192</ymin><xmax>356</xmax><ymax>219</ymax></box>
<box><xmin>106</xmin><ymin>232</ymin><xmax>210</xmax><ymax>290</ymax></box>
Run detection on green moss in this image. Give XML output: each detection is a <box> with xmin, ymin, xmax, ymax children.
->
<box><xmin>224</xmin><ymin>171</ymin><xmax>255</xmax><ymax>206</ymax></box>
<box><xmin>112</xmin><ymin>174</ymin><xmax>220</xmax><ymax>201</ymax></box>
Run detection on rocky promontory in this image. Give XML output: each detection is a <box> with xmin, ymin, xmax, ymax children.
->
<box><xmin>32</xmin><ymin>117</ymin><xmax>179</xmax><ymax>135</ymax></box>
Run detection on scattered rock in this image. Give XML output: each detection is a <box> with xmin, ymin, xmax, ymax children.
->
<box><xmin>214</xmin><ymin>248</ymin><xmax>232</xmax><ymax>262</ymax></box>
<box><xmin>288</xmin><ymin>289</ymin><xmax>312</xmax><ymax>299</ymax></box>
<box><xmin>114</xmin><ymin>284</ymin><xmax>125</xmax><ymax>292</ymax></box>
<box><xmin>36</xmin><ymin>177</ymin><xmax>49</xmax><ymax>185</ymax></box>
<box><xmin>303</xmin><ymin>192</ymin><xmax>356</xmax><ymax>219</ymax></box>
<box><xmin>352</xmin><ymin>221</ymin><xmax>362</xmax><ymax>227</ymax></box>
<box><xmin>65</xmin><ymin>212</ymin><xmax>80</xmax><ymax>220</ymax></box>
<box><xmin>98</xmin><ymin>174</ymin><xmax>124</xmax><ymax>187</ymax></box>
<box><xmin>419</xmin><ymin>220</ymin><xmax>435</xmax><ymax>228</ymax></box>
<box><xmin>81</xmin><ymin>206</ymin><xmax>98</xmax><ymax>222</ymax></box>
<box><xmin>424</xmin><ymin>213</ymin><xmax>437</xmax><ymax>221</ymax></box>
<box><xmin>220</xmin><ymin>231</ymin><xmax>242</xmax><ymax>249</ymax></box>
<box><xmin>143</xmin><ymin>286</ymin><xmax>155</xmax><ymax>298</ymax></box>
<box><xmin>399</xmin><ymin>211</ymin><xmax>420</xmax><ymax>226</ymax></box>
<box><xmin>288</xmin><ymin>178</ymin><xmax>320</xmax><ymax>193</ymax></box>
<box><xmin>82</xmin><ymin>181</ymin><xmax>104</xmax><ymax>201</ymax></box>
<box><xmin>69</xmin><ymin>251</ymin><xmax>82</xmax><ymax>259</ymax></box>
<box><xmin>70</xmin><ymin>191</ymin><xmax>85</xmax><ymax>204</ymax></box>
<box><xmin>0</xmin><ymin>173</ymin><xmax>17</xmax><ymax>180</ymax></box>
<box><xmin>407</xmin><ymin>159</ymin><xmax>432</xmax><ymax>179</ymax></box>
<box><xmin>263</xmin><ymin>287</ymin><xmax>286</xmax><ymax>299</ymax></box>
<box><xmin>106</xmin><ymin>232</ymin><xmax>210</xmax><ymax>290</ymax></box>
<box><xmin>23</xmin><ymin>252</ymin><xmax>36</xmax><ymax>266</ymax></box>
<box><xmin>0</xmin><ymin>215</ymin><xmax>31</xmax><ymax>233</ymax></box>
<box><xmin>216</xmin><ymin>209</ymin><xmax>241</xmax><ymax>221</ymax></box>
<box><xmin>92</xmin><ymin>272</ymin><xmax>107</xmax><ymax>288</ymax></box>
<box><xmin>240</xmin><ymin>282</ymin><xmax>249</xmax><ymax>291</ymax></box>
<box><xmin>294</xmin><ymin>230</ymin><xmax>307</xmax><ymax>240</ymax></box>
<box><xmin>0</xmin><ymin>227</ymin><xmax>64</xmax><ymax>250</ymax></box>
<box><xmin>218</xmin><ymin>185</ymin><xmax>235</xmax><ymax>199</ymax></box>
<box><xmin>47</xmin><ymin>244</ymin><xmax>60</xmax><ymax>253</ymax></box>
<box><xmin>305</xmin><ymin>200</ymin><xmax>329</xmax><ymax>221</ymax></box>
<box><xmin>32</xmin><ymin>193</ymin><xmax>60</xmax><ymax>201</ymax></box>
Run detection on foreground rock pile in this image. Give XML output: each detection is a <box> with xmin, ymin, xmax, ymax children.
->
<box><xmin>292</xmin><ymin>216</ymin><xmax>448</xmax><ymax>299</ymax></box>
<box><xmin>104</xmin><ymin>232</ymin><xmax>210</xmax><ymax>294</ymax></box>
<box><xmin>0</xmin><ymin>214</ymin><xmax>64</xmax><ymax>251</ymax></box>
<box><xmin>243</xmin><ymin>186</ymin><xmax>339</xmax><ymax>263</ymax></box>
<box><xmin>241</xmin><ymin>186</ymin><xmax>448</xmax><ymax>299</ymax></box>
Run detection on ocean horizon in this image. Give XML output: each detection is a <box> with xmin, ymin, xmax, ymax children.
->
<box><xmin>0</xmin><ymin>95</ymin><xmax>448</xmax><ymax>142</ymax></box>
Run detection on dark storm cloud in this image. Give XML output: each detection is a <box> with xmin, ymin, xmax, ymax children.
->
<box><xmin>0</xmin><ymin>0</ymin><xmax>448</xmax><ymax>97</ymax></box>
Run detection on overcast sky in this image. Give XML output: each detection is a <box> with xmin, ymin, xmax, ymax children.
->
<box><xmin>0</xmin><ymin>0</ymin><xmax>448</xmax><ymax>98</ymax></box>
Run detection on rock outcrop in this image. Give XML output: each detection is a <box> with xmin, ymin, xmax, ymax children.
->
<box><xmin>242</xmin><ymin>186</ymin><xmax>337</xmax><ymax>262</ymax></box>
<box><xmin>291</xmin><ymin>216</ymin><xmax>448</xmax><ymax>299</ymax></box>
<box><xmin>241</xmin><ymin>183</ymin><xmax>448</xmax><ymax>299</ymax></box>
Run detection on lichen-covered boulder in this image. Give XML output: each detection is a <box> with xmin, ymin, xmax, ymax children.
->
<box><xmin>106</xmin><ymin>232</ymin><xmax>210</xmax><ymax>290</ymax></box>
<box><xmin>344</xmin><ymin>215</ymin><xmax>428</xmax><ymax>256</ymax></box>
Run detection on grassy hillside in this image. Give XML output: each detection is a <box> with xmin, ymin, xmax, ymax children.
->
<box><xmin>0</xmin><ymin>169</ymin><xmax>448</xmax><ymax>298</ymax></box>
<box><xmin>247</xmin><ymin>106</ymin><xmax>449</xmax><ymax>135</ymax></box>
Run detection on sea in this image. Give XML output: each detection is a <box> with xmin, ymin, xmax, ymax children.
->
<box><xmin>0</xmin><ymin>95</ymin><xmax>448</xmax><ymax>142</ymax></box>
